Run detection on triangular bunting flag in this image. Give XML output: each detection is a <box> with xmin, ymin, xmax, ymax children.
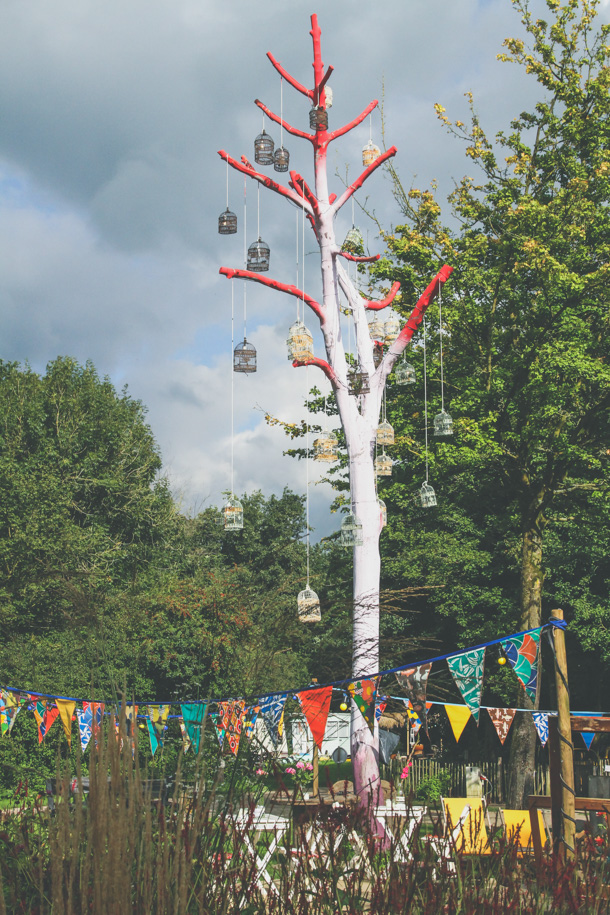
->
<box><xmin>33</xmin><ymin>701</ymin><xmax>59</xmax><ymax>744</ymax></box>
<box><xmin>124</xmin><ymin>704</ymin><xmax>138</xmax><ymax>736</ymax></box>
<box><xmin>180</xmin><ymin>703</ymin><xmax>207</xmax><ymax>754</ymax></box>
<box><xmin>487</xmin><ymin>707</ymin><xmax>516</xmax><ymax>745</ymax></box>
<box><xmin>147</xmin><ymin>704</ymin><xmax>170</xmax><ymax>753</ymax></box>
<box><xmin>375</xmin><ymin>697</ymin><xmax>387</xmax><ymax>723</ymax></box>
<box><xmin>298</xmin><ymin>686</ymin><xmax>332</xmax><ymax>750</ymax></box>
<box><xmin>146</xmin><ymin>719</ymin><xmax>161</xmax><ymax>756</ymax></box>
<box><xmin>395</xmin><ymin>663</ymin><xmax>433</xmax><ymax>732</ymax></box>
<box><xmin>582</xmin><ymin>732</ymin><xmax>595</xmax><ymax>750</ymax></box>
<box><xmin>445</xmin><ymin>704</ymin><xmax>472</xmax><ymax>743</ymax></box>
<box><xmin>56</xmin><ymin>699</ymin><xmax>76</xmax><ymax>746</ymax></box>
<box><xmin>244</xmin><ymin>702</ymin><xmax>261</xmax><ymax>740</ymax></box>
<box><xmin>259</xmin><ymin>694</ymin><xmax>287</xmax><ymax>748</ymax></box>
<box><xmin>447</xmin><ymin>647</ymin><xmax>486</xmax><ymax>723</ymax></box>
<box><xmin>179</xmin><ymin>721</ymin><xmax>192</xmax><ymax>754</ymax></box>
<box><xmin>0</xmin><ymin>690</ymin><xmax>23</xmax><ymax>736</ymax></box>
<box><xmin>532</xmin><ymin>712</ymin><xmax>551</xmax><ymax>747</ymax></box>
<box><xmin>210</xmin><ymin>710</ymin><xmax>225</xmax><ymax>747</ymax></box>
<box><xmin>347</xmin><ymin>678</ymin><xmax>378</xmax><ymax>733</ymax></box>
<box><xmin>502</xmin><ymin>630</ymin><xmax>541</xmax><ymax>701</ymax></box>
<box><xmin>218</xmin><ymin>700</ymin><xmax>246</xmax><ymax>756</ymax></box>
<box><xmin>77</xmin><ymin>704</ymin><xmax>93</xmax><ymax>753</ymax></box>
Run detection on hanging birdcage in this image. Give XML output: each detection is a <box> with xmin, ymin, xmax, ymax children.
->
<box><xmin>378</xmin><ymin>498</ymin><xmax>387</xmax><ymax>529</ymax></box>
<box><xmin>287</xmin><ymin>320</ymin><xmax>314</xmax><ymax>362</ymax></box>
<box><xmin>313</xmin><ymin>431</ymin><xmax>338</xmax><ymax>462</ymax></box>
<box><xmin>273</xmin><ymin>147</ymin><xmax>290</xmax><ymax>172</ymax></box>
<box><xmin>247</xmin><ymin>238</ymin><xmax>270</xmax><ymax>272</ymax></box>
<box><xmin>375</xmin><ymin>453</ymin><xmax>392</xmax><ymax>477</ymax></box>
<box><xmin>340</xmin><ymin>512</ymin><xmax>363</xmax><ymax>547</ymax></box>
<box><xmin>395</xmin><ymin>360</ymin><xmax>416</xmax><ymax>385</ymax></box>
<box><xmin>254</xmin><ymin>130</ymin><xmax>274</xmax><ymax>165</ymax></box>
<box><xmin>373</xmin><ymin>343</ymin><xmax>383</xmax><ymax>368</ymax></box>
<box><xmin>309</xmin><ymin>106</ymin><xmax>328</xmax><ymax>131</ymax></box>
<box><xmin>368</xmin><ymin>316</ymin><xmax>385</xmax><ymax>342</ymax></box>
<box><xmin>362</xmin><ymin>140</ymin><xmax>381</xmax><ymax>167</ymax></box>
<box><xmin>323</xmin><ymin>87</ymin><xmax>333</xmax><ymax>108</ymax></box>
<box><xmin>218</xmin><ymin>207</ymin><xmax>237</xmax><ymax>235</ymax></box>
<box><xmin>342</xmin><ymin>226</ymin><xmax>364</xmax><ymax>254</ymax></box>
<box><xmin>233</xmin><ymin>339</ymin><xmax>257</xmax><ymax>373</ymax></box>
<box><xmin>223</xmin><ymin>496</ymin><xmax>244</xmax><ymax>531</ymax></box>
<box><xmin>434</xmin><ymin>410</ymin><xmax>454</xmax><ymax>436</ymax></box>
<box><xmin>384</xmin><ymin>316</ymin><xmax>400</xmax><ymax>346</ymax></box>
<box><xmin>376</xmin><ymin>421</ymin><xmax>394</xmax><ymax>446</ymax></box>
<box><xmin>348</xmin><ymin>365</ymin><xmax>370</xmax><ymax>396</ymax></box>
<box><xmin>420</xmin><ymin>481</ymin><xmax>437</xmax><ymax>509</ymax></box>
<box><xmin>297</xmin><ymin>587</ymin><xmax>321</xmax><ymax>623</ymax></box>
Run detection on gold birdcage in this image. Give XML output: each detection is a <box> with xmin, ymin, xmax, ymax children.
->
<box><xmin>384</xmin><ymin>316</ymin><xmax>400</xmax><ymax>346</ymax></box>
<box><xmin>287</xmin><ymin>320</ymin><xmax>314</xmax><ymax>362</ymax></box>
<box><xmin>313</xmin><ymin>431</ymin><xmax>339</xmax><ymax>462</ymax></box>
<box><xmin>297</xmin><ymin>587</ymin><xmax>321</xmax><ymax>623</ymax></box>
<box><xmin>233</xmin><ymin>339</ymin><xmax>257</xmax><ymax>373</ymax></box>
<box><xmin>434</xmin><ymin>410</ymin><xmax>454</xmax><ymax>436</ymax></box>
<box><xmin>223</xmin><ymin>496</ymin><xmax>244</xmax><ymax>531</ymax></box>
<box><xmin>218</xmin><ymin>208</ymin><xmax>237</xmax><ymax>235</ymax></box>
<box><xmin>362</xmin><ymin>140</ymin><xmax>381</xmax><ymax>167</ymax></box>
<box><xmin>368</xmin><ymin>316</ymin><xmax>385</xmax><ymax>342</ymax></box>
<box><xmin>375</xmin><ymin>453</ymin><xmax>392</xmax><ymax>477</ymax></box>
<box><xmin>254</xmin><ymin>130</ymin><xmax>274</xmax><ymax>165</ymax></box>
<box><xmin>340</xmin><ymin>512</ymin><xmax>363</xmax><ymax>547</ymax></box>
<box><xmin>420</xmin><ymin>482</ymin><xmax>437</xmax><ymax>508</ymax></box>
<box><xmin>395</xmin><ymin>360</ymin><xmax>416</xmax><ymax>385</ymax></box>
<box><xmin>376</xmin><ymin>421</ymin><xmax>394</xmax><ymax>446</ymax></box>
<box><xmin>247</xmin><ymin>238</ymin><xmax>270</xmax><ymax>272</ymax></box>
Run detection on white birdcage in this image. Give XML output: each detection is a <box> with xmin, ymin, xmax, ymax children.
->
<box><xmin>286</xmin><ymin>320</ymin><xmax>314</xmax><ymax>362</ymax></box>
<box><xmin>297</xmin><ymin>587</ymin><xmax>321</xmax><ymax>623</ymax></box>
<box><xmin>384</xmin><ymin>316</ymin><xmax>400</xmax><ymax>346</ymax></box>
<box><xmin>395</xmin><ymin>360</ymin><xmax>416</xmax><ymax>385</ymax></box>
<box><xmin>420</xmin><ymin>482</ymin><xmax>437</xmax><ymax>509</ymax></box>
<box><xmin>368</xmin><ymin>316</ymin><xmax>385</xmax><ymax>342</ymax></box>
<box><xmin>341</xmin><ymin>226</ymin><xmax>364</xmax><ymax>254</ymax></box>
<box><xmin>376</xmin><ymin>421</ymin><xmax>394</xmax><ymax>446</ymax></box>
<box><xmin>375</xmin><ymin>453</ymin><xmax>392</xmax><ymax>477</ymax></box>
<box><xmin>340</xmin><ymin>512</ymin><xmax>363</xmax><ymax>547</ymax></box>
<box><xmin>362</xmin><ymin>140</ymin><xmax>381</xmax><ymax>167</ymax></box>
<box><xmin>313</xmin><ymin>431</ymin><xmax>339</xmax><ymax>462</ymax></box>
<box><xmin>223</xmin><ymin>496</ymin><xmax>244</xmax><ymax>531</ymax></box>
<box><xmin>434</xmin><ymin>410</ymin><xmax>454</xmax><ymax>436</ymax></box>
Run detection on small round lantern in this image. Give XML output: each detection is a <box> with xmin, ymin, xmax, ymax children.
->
<box><xmin>384</xmin><ymin>316</ymin><xmax>400</xmax><ymax>346</ymax></box>
<box><xmin>348</xmin><ymin>366</ymin><xmax>370</xmax><ymax>396</ymax></box>
<box><xmin>313</xmin><ymin>431</ymin><xmax>339</xmax><ymax>462</ymax></box>
<box><xmin>273</xmin><ymin>146</ymin><xmax>290</xmax><ymax>172</ymax></box>
<box><xmin>395</xmin><ymin>361</ymin><xmax>416</xmax><ymax>385</ymax></box>
<box><xmin>223</xmin><ymin>496</ymin><xmax>244</xmax><ymax>531</ymax></box>
<box><xmin>434</xmin><ymin>410</ymin><xmax>454</xmax><ymax>436</ymax></box>
<box><xmin>376</xmin><ymin>421</ymin><xmax>394</xmax><ymax>446</ymax></box>
<box><xmin>233</xmin><ymin>339</ymin><xmax>257</xmax><ymax>373</ymax></box>
<box><xmin>309</xmin><ymin>106</ymin><xmax>328</xmax><ymax>131</ymax></box>
<box><xmin>375</xmin><ymin>452</ymin><xmax>392</xmax><ymax>477</ymax></box>
<box><xmin>297</xmin><ymin>587</ymin><xmax>321</xmax><ymax>623</ymax></box>
<box><xmin>247</xmin><ymin>238</ymin><xmax>270</xmax><ymax>272</ymax></box>
<box><xmin>342</xmin><ymin>226</ymin><xmax>364</xmax><ymax>254</ymax></box>
<box><xmin>368</xmin><ymin>316</ymin><xmax>385</xmax><ymax>342</ymax></box>
<box><xmin>340</xmin><ymin>512</ymin><xmax>363</xmax><ymax>547</ymax></box>
<box><xmin>218</xmin><ymin>208</ymin><xmax>237</xmax><ymax>235</ymax></box>
<box><xmin>378</xmin><ymin>498</ymin><xmax>387</xmax><ymax>529</ymax></box>
<box><xmin>287</xmin><ymin>320</ymin><xmax>314</xmax><ymax>362</ymax></box>
<box><xmin>420</xmin><ymin>482</ymin><xmax>437</xmax><ymax>509</ymax></box>
<box><xmin>362</xmin><ymin>140</ymin><xmax>381</xmax><ymax>167</ymax></box>
<box><xmin>254</xmin><ymin>130</ymin><xmax>274</xmax><ymax>165</ymax></box>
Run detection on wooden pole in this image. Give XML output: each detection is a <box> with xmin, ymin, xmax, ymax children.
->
<box><xmin>551</xmin><ymin>608</ymin><xmax>576</xmax><ymax>861</ymax></box>
<box><xmin>312</xmin><ymin>742</ymin><xmax>319</xmax><ymax>798</ymax></box>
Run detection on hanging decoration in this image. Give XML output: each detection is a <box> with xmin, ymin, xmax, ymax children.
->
<box><xmin>180</xmin><ymin>703</ymin><xmax>207</xmax><ymax>755</ymax></box>
<box><xmin>501</xmin><ymin>630</ymin><xmax>540</xmax><ymax>701</ymax></box>
<box><xmin>340</xmin><ymin>511</ymin><xmax>363</xmax><ymax>547</ymax></box>
<box><xmin>447</xmin><ymin>647</ymin><xmax>486</xmax><ymax>723</ymax></box>
<box><xmin>532</xmin><ymin>712</ymin><xmax>550</xmax><ymax>747</ymax></box>
<box><xmin>582</xmin><ymin>731</ymin><xmax>595</xmax><ymax>750</ymax></box>
<box><xmin>218</xmin><ymin>699</ymin><xmax>246</xmax><ymax>756</ymax></box>
<box><xmin>395</xmin><ymin>663</ymin><xmax>432</xmax><ymax>733</ymax></box>
<box><xmin>218</xmin><ymin>155</ymin><xmax>237</xmax><ymax>234</ymax></box>
<box><xmin>273</xmin><ymin>78</ymin><xmax>290</xmax><ymax>172</ymax></box>
<box><xmin>445</xmin><ymin>704</ymin><xmax>472</xmax><ymax>743</ymax></box>
<box><xmin>376</xmin><ymin>421</ymin><xmax>394</xmax><ymax>446</ymax></box>
<box><xmin>395</xmin><ymin>358</ymin><xmax>416</xmax><ymax>385</ymax></box>
<box><xmin>244</xmin><ymin>702</ymin><xmax>261</xmax><ymax>740</ymax></box>
<box><xmin>0</xmin><ymin>690</ymin><xmax>22</xmax><ymax>736</ymax></box>
<box><xmin>287</xmin><ymin>320</ymin><xmax>314</xmax><ymax>362</ymax></box>
<box><xmin>347</xmin><ymin>364</ymin><xmax>369</xmax><ymax>395</ymax></box>
<box><xmin>434</xmin><ymin>280</ymin><xmax>453</xmax><ymax>436</ymax></box>
<box><xmin>179</xmin><ymin>721</ymin><xmax>192</xmax><ymax>754</ymax></box>
<box><xmin>313</xmin><ymin>431</ymin><xmax>338</xmax><ymax>462</ymax></box>
<box><xmin>247</xmin><ymin>185</ymin><xmax>270</xmax><ymax>272</ymax></box>
<box><xmin>77</xmin><ymin>705</ymin><xmax>93</xmax><ymax>753</ymax></box>
<box><xmin>147</xmin><ymin>704</ymin><xmax>170</xmax><ymax>753</ymax></box>
<box><xmin>347</xmin><ymin>678</ymin><xmax>378</xmax><ymax>734</ymax></box>
<box><xmin>375</xmin><ymin>451</ymin><xmax>392</xmax><ymax>477</ymax></box>
<box><xmin>233</xmin><ymin>339</ymin><xmax>257</xmax><ymax>373</ymax></box>
<box><xmin>368</xmin><ymin>315</ymin><xmax>385</xmax><ymax>342</ymax></box>
<box><xmin>362</xmin><ymin>114</ymin><xmax>381</xmax><ymax>166</ymax></box>
<box><xmin>297</xmin><ymin>587</ymin><xmax>321</xmax><ymax>623</ymax></box>
<box><xmin>33</xmin><ymin>700</ymin><xmax>59</xmax><ymax>744</ymax></box>
<box><xmin>383</xmin><ymin>315</ymin><xmax>400</xmax><ymax>346</ymax></box>
<box><xmin>254</xmin><ymin>118</ymin><xmax>274</xmax><ymax>165</ymax></box>
<box><xmin>487</xmin><ymin>707</ymin><xmax>516</xmax><ymax>745</ymax></box>
<box><xmin>56</xmin><ymin>699</ymin><xmax>76</xmax><ymax>747</ymax></box>
<box><xmin>298</xmin><ymin>686</ymin><xmax>332</xmax><ymax>750</ymax></box>
<box><xmin>260</xmin><ymin>694</ymin><xmax>287</xmax><ymax>747</ymax></box>
<box><xmin>309</xmin><ymin>105</ymin><xmax>328</xmax><ymax>131</ymax></box>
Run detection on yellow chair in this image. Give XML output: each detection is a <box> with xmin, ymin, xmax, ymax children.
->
<box><xmin>442</xmin><ymin>797</ymin><xmax>492</xmax><ymax>855</ymax></box>
<box><xmin>502</xmin><ymin>809</ymin><xmax>547</xmax><ymax>856</ymax></box>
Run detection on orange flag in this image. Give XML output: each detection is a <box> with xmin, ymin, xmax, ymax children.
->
<box><xmin>298</xmin><ymin>686</ymin><xmax>332</xmax><ymax>751</ymax></box>
<box><xmin>445</xmin><ymin>704</ymin><xmax>471</xmax><ymax>743</ymax></box>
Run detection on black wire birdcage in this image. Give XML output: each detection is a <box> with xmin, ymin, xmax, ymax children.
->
<box><xmin>247</xmin><ymin>238</ymin><xmax>270</xmax><ymax>272</ymax></box>
<box><xmin>233</xmin><ymin>339</ymin><xmax>257</xmax><ymax>373</ymax></box>
<box><xmin>348</xmin><ymin>366</ymin><xmax>370</xmax><ymax>396</ymax></box>
<box><xmin>218</xmin><ymin>207</ymin><xmax>237</xmax><ymax>235</ymax></box>
<box><xmin>254</xmin><ymin>130</ymin><xmax>274</xmax><ymax>165</ymax></box>
<box><xmin>273</xmin><ymin>147</ymin><xmax>290</xmax><ymax>172</ymax></box>
<box><xmin>309</xmin><ymin>106</ymin><xmax>328</xmax><ymax>131</ymax></box>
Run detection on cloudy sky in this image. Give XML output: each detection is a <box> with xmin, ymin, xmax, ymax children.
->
<box><xmin>1</xmin><ymin>0</ymin><xmax>606</xmax><ymax>535</ymax></box>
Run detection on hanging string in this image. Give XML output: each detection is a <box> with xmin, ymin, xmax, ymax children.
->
<box><xmin>306</xmin><ymin>366</ymin><xmax>310</xmax><ymax>587</ymax></box>
<box><xmin>225</xmin><ymin>155</ymin><xmax>229</xmax><ymax>209</ymax></box>
<box><xmin>231</xmin><ymin>280</ymin><xmax>235</xmax><ymax>496</ymax></box>
<box><xmin>243</xmin><ymin>177</ymin><xmax>247</xmax><ymax>341</ymax></box>
<box><xmin>439</xmin><ymin>280</ymin><xmax>445</xmax><ymax>413</ymax></box>
<box><xmin>295</xmin><ymin>210</ymin><xmax>300</xmax><ymax>322</ymax></box>
<box><xmin>280</xmin><ymin>77</ymin><xmax>284</xmax><ymax>149</ymax></box>
<box><xmin>301</xmin><ymin>182</ymin><xmax>306</xmax><ymax>309</ymax></box>
<box><xmin>369</xmin><ymin>113</ymin><xmax>372</xmax><ymax>144</ymax></box>
<box><xmin>423</xmin><ymin>316</ymin><xmax>429</xmax><ymax>483</ymax></box>
<box><xmin>257</xmin><ymin>182</ymin><xmax>261</xmax><ymax>240</ymax></box>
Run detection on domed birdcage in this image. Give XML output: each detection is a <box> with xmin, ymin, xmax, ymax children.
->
<box><xmin>341</xmin><ymin>226</ymin><xmax>364</xmax><ymax>254</ymax></box>
<box><xmin>384</xmin><ymin>316</ymin><xmax>400</xmax><ymax>346</ymax></box>
<box><xmin>297</xmin><ymin>586</ymin><xmax>321</xmax><ymax>623</ymax></box>
<box><xmin>368</xmin><ymin>316</ymin><xmax>385</xmax><ymax>342</ymax></box>
<box><xmin>376</xmin><ymin>421</ymin><xmax>394</xmax><ymax>446</ymax></box>
<box><xmin>273</xmin><ymin>146</ymin><xmax>290</xmax><ymax>172</ymax></box>
<box><xmin>420</xmin><ymin>481</ymin><xmax>437</xmax><ymax>509</ymax></box>
<box><xmin>233</xmin><ymin>338</ymin><xmax>257</xmax><ymax>373</ymax></box>
<box><xmin>287</xmin><ymin>320</ymin><xmax>314</xmax><ymax>362</ymax></box>
<box><xmin>348</xmin><ymin>365</ymin><xmax>370</xmax><ymax>396</ymax></box>
<box><xmin>375</xmin><ymin>452</ymin><xmax>392</xmax><ymax>477</ymax></box>
<box><xmin>378</xmin><ymin>498</ymin><xmax>387</xmax><ymax>529</ymax></box>
<box><xmin>362</xmin><ymin>140</ymin><xmax>381</xmax><ymax>167</ymax></box>
<box><xmin>218</xmin><ymin>207</ymin><xmax>237</xmax><ymax>235</ymax></box>
<box><xmin>309</xmin><ymin>106</ymin><xmax>328</xmax><ymax>131</ymax></box>
<box><xmin>247</xmin><ymin>238</ymin><xmax>270</xmax><ymax>272</ymax></box>
<box><xmin>223</xmin><ymin>496</ymin><xmax>244</xmax><ymax>531</ymax></box>
<box><xmin>340</xmin><ymin>512</ymin><xmax>363</xmax><ymax>547</ymax></box>
<box><xmin>254</xmin><ymin>130</ymin><xmax>274</xmax><ymax>165</ymax></box>
<box><xmin>313</xmin><ymin>431</ymin><xmax>338</xmax><ymax>462</ymax></box>
<box><xmin>395</xmin><ymin>360</ymin><xmax>416</xmax><ymax>385</ymax></box>
<box><xmin>434</xmin><ymin>410</ymin><xmax>454</xmax><ymax>436</ymax></box>
<box><xmin>323</xmin><ymin>86</ymin><xmax>333</xmax><ymax>108</ymax></box>
<box><xmin>373</xmin><ymin>343</ymin><xmax>383</xmax><ymax>368</ymax></box>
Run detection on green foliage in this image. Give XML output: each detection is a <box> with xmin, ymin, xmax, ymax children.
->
<box><xmin>413</xmin><ymin>769</ymin><xmax>453</xmax><ymax>807</ymax></box>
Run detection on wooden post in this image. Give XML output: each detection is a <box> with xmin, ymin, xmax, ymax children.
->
<box><xmin>312</xmin><ymin>742</ymin><xmax>319</xmax><ymax>798</ymax></box>
<box><xmin>551</xmin><ymin>608</ymin><xmax>576</xmax><ymax>861</ymax></box>
<box><xmin>548</xmin><ymin>716</ymin><xmax>563</xmax><ymax>852</ymax></box>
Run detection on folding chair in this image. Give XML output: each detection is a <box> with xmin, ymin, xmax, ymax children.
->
<box><xmin>502</xmin><ymin>809</ymin><xmax>547</xmax><ymax>856</ymax></box>
<box><xmin>441</xmin><ymin>797</ymin><xmax>492</xmax><ymax>855</ymax></box>
<box><xmin>230</xmin><ymin>805</ymin><xmax>290</xmax><ymax>904</ymax></box>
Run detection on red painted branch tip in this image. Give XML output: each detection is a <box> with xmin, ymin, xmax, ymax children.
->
<box><xmin>219</xmin><ymin>267</ymin><xmax>324</xmax><ymax>321</ymax></box>
<box><xmin>293</xmin><ymin>356</ymin><xmax>337</xmax><ymax>387</ymax></box>
<box><xmin>364</xmin><ymin>282</ymin><xmax>401</xmax><ymax>311</ymax></box>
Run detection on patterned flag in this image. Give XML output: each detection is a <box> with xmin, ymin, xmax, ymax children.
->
<box><xmin>33</xmin><ymin>700</ymin><xmax>59</xmax><ymax>744</ymax></box>
<box><xmin>244</xmin><ymin>702</ymin><xmax>261</xmax><ymax>739</ymax></box>
<box><xmin>218</xmin><ymin>700</ymin><xmax>246</xmax><ymax>756</ymax></box>
<box><xmin>395</xmin><ymin>663</ymin><xmax>433</xmax><ymax>732</ymax></box>
<box><xmin>0</xmin><ymin>690</ymin><xmax>23</xmax><ymax>736</ymax></box>
<box><xmin>259</xmin><ymin>694</ymin><xmax>287</xmax><ymax>748</ymax></box>
<box><xmin>297</xmin><ymin>686</ymin><xmax>332</xmax><ymax>750</ymax></box>
<box><xmin>487</xmin><ymin>707</ymin><xmax>516</xmax><ymax>745</ymax></box>
<box><xmin>501</xmin><ymin>630</ymin><xmax>541</xmax><ymax>702</ymax></box>
<box><xmin>210</xmin><ymin>710</ymin><xmax>225</xmax><ymax>748</ymax></box>
<box><xmin>532</xmin><ymin>712</ymin><xmax>550</xmax><ymax>747</ymax></box>
<box><xmin>180</xmin><ymin>703</ymin><xmax>207</xmax><ymax>754</ymax></box>
<box><xmin>77</xmin><ymin>704</ymin><xmax>93</xmax><ymax>752</ymax></box>
<box><xmin>375</xmin><ymin>697</ymin><xmax>387</xmax><ymax>723</ymax></box>
<box><xmin>92</xmin><ymin>703</ymin><xmax>105</xmax><ymax>747</ymax></box>
<box><xmin>447</xmin><ymin>648</ymin><xmax>486</xmax><ymax>723</ymax></box>
<box><xmin>56</xmin><ymin>699</ymin><xmax>76</xmax><ymax>747</ymax></box>
<box><xmin>179</xmin><ymin>721</ymin><xmax>192</xmax><ymax>754</ymax></box>
<box><xmin>445</xmin><ymin>704</ymin><xmax>471</xmax><ymax>743</ymax></box>
<box><xmin>147</xmin><ymin>705</ymin><xmax>170</xmax><ymax>755</ymax></box>
<box><xmin>347</xmin><ymin>678</ymin><xmax>378</xmax><ymax>734</ymax></box>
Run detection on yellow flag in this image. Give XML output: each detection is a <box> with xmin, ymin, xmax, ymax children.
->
<box><xmin>445</xmin><ymin>704</ymin><xmax>471</xmax><ymax>743</ymax></box>
<box><xmin>56</xmin><ymin>699</ymin><xmax>76</xmax><ymax>746</ymax></box>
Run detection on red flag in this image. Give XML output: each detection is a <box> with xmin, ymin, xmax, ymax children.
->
<box><xmin>298</xmin><ymin>686</ymin><xmax>332</xmax><ymax>751</ymax></box>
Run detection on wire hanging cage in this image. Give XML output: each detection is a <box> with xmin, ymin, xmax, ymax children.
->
<box><xmin>434</xmin><ymin>409</ymin><xmax>454</xmax><ymax>436</ymax></box>
<box><xmin>247</xmin><ymin>238</ymin><xmax>270</xmax><ymax>272</ymax></box>
<box><xmin>395</xmin><ymin>359</ymin><xmax>416</xmax><ymax>385</ymax></box>
<box><xmin>373</xmin><ymin>343</ymin><xmax>383</xmax><ymax>368</ymax></box>
<box><xmin>273</xmin><ymin>146</ymin><xmax>290</xmax><ymax>172</ymax></box>
<box><xmin>287</xmin><ymin>320</ymin><xmax>314</xmax><ymax>362</ymax></box>
<box><xmin>341</xmin><ymin>226</ymin><xmax>364</xmax><ymax>255</ymax></box>
<box><xmin>376</xmin><ymin>421</ymin><xmax>394</xmax><ymax>446</ymax></box>
<box><xmin>362</xmin><ymin>139</ymin><xmax>381</xmax><ymax>167</ymax></box>
<box><xmin>223</xmin><ymin>496</ymin><xmax>244</xmax><ymax>531</ymax></box>
<box><xmin>420</xmin><ymin>481</ymin><xmax>437</xmax><ymax>509</ymax></box>
<box><xmin>297</xmin><ymin>586</ymin><xmax>321</xmax><ymax>623</ymax></box>
<box><xmin>384</xmin><ymin>315</ymin><xmax>401</xmax><ymax>346</ymax></box>
<box><xmin>348</xmin><ymin>364</ymin><xmax>370</xmax><ymax>396</ymax></box>
<box><xmin>378</xmin><ymin>498</ymin><xmax>387</xmax><ymax>529</ymax></box>
<box><xmin>233</xmin><ymin>338</ymin><xmax>257</xmax><ymax>373</ymax></box>
<box><xmin>375</xmin><ymin>452</ymin><xmax>392</xmax><ymax>477</ymax></box>
<box><xmin>309</xmin><ymin>105</ymin><xmax>328</xmax><ymax>131</ymax></box>
<box><xmin>313</xmin><ymin>431</ymin><xmax>338</xmax><ymax>462</ymax></box>
<box><xmin>340</xmin><ymin>511</ymin><xmax>363</xmax><ymax>547</ymax></box>
<box><xmin>254</xmin><ymin>129</ymin><xmax>274</xmax><ymax>165</ymax></box>
<box><xmin>368</xmin><ymin>315</ymin><xmax>385</xmax><ymax>342</ymax></box>
<box><xmin>218</xmin><ymin>207</ymin><xmax>237</xmax><ymax>235</ymax></box>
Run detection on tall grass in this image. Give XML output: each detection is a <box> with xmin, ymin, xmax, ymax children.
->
<box><xmin>0</xmin><ymin>716</ymin><xmax>608</xmax><ymax>913</ymax></box>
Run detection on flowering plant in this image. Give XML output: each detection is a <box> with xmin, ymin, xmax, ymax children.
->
<box><xmin>285</xmin><ymin>759</ymin><xmax>314</xmax><ymax>787</ymax></box>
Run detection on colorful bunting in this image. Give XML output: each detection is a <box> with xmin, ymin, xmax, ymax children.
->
<box><xmin>502</xmin><ymin>630</ymin><xmax>540</xmax><ymax>701</ymax></box>
<box><xmin>298</xmin><ymin>686</ymin><xmax>332</xmax><ymax>750</ymax></box>
<box><xmin>582</xmin><ymin>732</ymin><xmax>595</xmax><ymax>750</ymax></box>
<box><xmin>487</xmin><ymin>707</ymin><xmax>516</xmax><ymax>745</ymax></box>
<box><xmin>395</xmin><ymin>663</ymin><xmax>432</xmax><ymax>732</ymax></box>
<box><xmin>244</xmin><ymin>702</ymin><xmax>261</xmax><ymax>739</ymax></box>
<box><xmin>347</xmin><ymin>678</ymin><xmax>378</xmax><ymax>733</ymax></box>
<box><xmin>375</xmin><ymin>697</ymin><xmax>387</xmax><ymax>723</ymax></box>
<box><xmin>147</xmin><ymin>705</ymin><xmax>170</xmax><ymax>755</ymax></box>
<box><xmin>33</xmin><ymin>700</ymin><xmax>59</xmax><ymax>744</ymax></box>
<box><xmin>211</xmin><ymin>710</ymin><xmax>225</xmax><ymax>747</ymax></box>
<box><xmin>77</xmin><ymin>704</ymin><xmax>93</xmax><ymax>753</ymax></box>
<box><xmin>179</xmin><ymin>721</ymin><xmax>192</xmax><ymax>754</ymax></box>
<box><xmin>532</xmin><ymin>712</ymin><xmax>550</xmax><ymax>747</ymax></box>
<box><xmin>180</xmin><ymin>703</ymin><xmax>207</xmax><ymax>754</ymax></box>
<box><xmin>445</xmin><ymin>704</ymin><xmax>472</xmax><ymax>743</ymax></box>
<box><xmin>56</xmin><ymin>699</ymin><xmax>76</xmax><ymax>746</ymax></box>
<box><xmin>146</xmin><ymin>719</ymin><xmax>161</xmax><ymax>755</ymax></box>
<box><xmin>0</xmin><ymin>690</ymin><xmax>23</xmax><ymax>736</ymax></box>
<box><xmin>447</xmin><ymin>648</ymin><xmax>486</xmax><ymax>723</ymax></box>
<box><xmin>218</xmin><ymin>700</ymin><xmax>246</xmax><ymax>756</ymax></box>
<box><xmin>259</xmin><ymin>694</ymin><xmax>287</xmax><ymax>748</ymax></box>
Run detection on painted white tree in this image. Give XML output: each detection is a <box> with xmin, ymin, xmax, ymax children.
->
<box><xmin>219</xmin><ymin>14</ymin><xmax>452</xmax><ymax>809</ymax></box>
